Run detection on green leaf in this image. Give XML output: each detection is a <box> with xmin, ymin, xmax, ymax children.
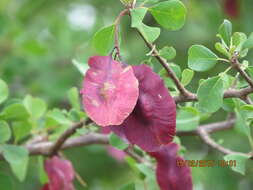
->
<box><xmin>159</xmin><ymin>64</ymin><xmax>181</xmax><ymax>89</ymax></box>
<box><xmin>181</xmin><ymin>69</ymin><xmax>194</xmax><ymax>86</ymax></box>
<box><xmin>47</xmin><ymin>109</ymin><xmax>72</xmax><ymax>126</ymax></box>
<box><xmin>1</xmin><ymin>103</ymin><xmax>29</xmax><ymax>121</ymax></box>
<box><xmin>222</xmin><ymin>98</ymin><xmax>236</xmax><ymax>112</ymax></box>
<box><xmin>0</xmin><ymin>121</ymin><xmax>11</xmax><ymax>143</ymax></box>
<box><xmin>23</xmin><ymin>95</ymin><xmax>47</xmax><ymax>119</ymax></box>
<box><xmin>125</xmin><ymin>156</ymin><xmax>140</xmax><ymax>176</ymax></box>
<box><xmin>136</xmin><ymin>163</ymin><xmax>160</xmax><ymax>190</ymax></box>
<box><xmin>188</xmin><ymin>45</ymin><xmax>218</xmax><ymax>72</ymax></box>
<box><xmin>234</xmin><ymin>109</ymin><xmax>251</xmax><ymax>137</ymax></box>
<box><xmin>218</xmin><ymin>19</ymin><xmax>232</xmax><ymax>46</ymax></box>
<box><xmin>67</xmin><ymin>87</ymin><xmax>81</xmax><ymax>111</ymax></box>
<box><xmin>119</xmin><ymin>183</ymin><xmax>135</xmax><ymax>190</ymax></box>
<box><xmin>2</xmin><ymin>145</ymin><xmax>29</xmax><ymax>181</ymax></box>
<box><xmin>138</xmin><ymin>0</ymin><xmax>160</xmax><ymax>6</ymax></box>
<box><xmin>159</xmin><ymin>46</ymin><xmax>176</xmax><ymax>60</ymax></box>
<box><xmin>109</xmin><ymin>133</ymin><xmax>128</xmax><ymax>150</ymax></box>
<box><xmin>176</xmin><ymin>107</ymin><xmax>200</xmax><ymax>131</ymax></box>
<box><xmin>120</xmin><ymin>0</ymin><xmax>134</xmax><ymax>6</ymax></box>
<box><xmin>38</xmin><ymin>156</ymin><xmax>48</xmax><ymax>184</ymax></box>
<box><xmin>247</xmin><ymin>66</ymin><xmax>253</xmax><ymax>79</ymax></box>
<box><xmin>242</xmin><ymin>32</ymin><xmax>253</xmax><ymax>50</ymax></box>
<box><xmin>12</xmin><ymin>121</ymin><xmax>32</xmax><ymax>143</ymax></box>
<box><xmin>72</xmin><ymin>59</ymin><xmax>89</xmax><ymax>75</ymax></box>
<box><xmin>149</xmin><ymin>0</ymin><xmax>186</xmax><ymax>30</ymax></box>
<box><xmin>0</xmin><ymin>79</ymin><xmax>9</xmax><ymax>104</ymax></box>
<box><xmin>215</xmin><ymin>42</ymin><xmax>230</xmax><ymax>58</ymax></box>
<box><xmin>93</xmin><ymin>25</ymin><xmax>115</xmax><ymax>55</ymax></box>
<box><xmin>131</xmin><ymin>8</ymin><xmax>160</xmax><ymax>43</ymax></box>
<box><xmin>0</xmin><ymin>173</ymin><xmax>13</xmax><ymax>190</ymax></box>
<box><xmin>232</xmin><ymin>32</ymin><xmax>247</xmax><ymax>51</ymax></box>
<box><xmin>197</xmin><ymin>76</ymin><xmax>224</xmax><ymax>113</ymax></box>
<box><xmin>224</xmin><ymin>154</ymin><xmax>249</xmax><ymax>175</ymax></box>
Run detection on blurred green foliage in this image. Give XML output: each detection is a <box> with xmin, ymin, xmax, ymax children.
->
<box><xmin>1</xmin><ymin>0</ymin><xmax>253</xmax><ymax>189</ymax></box>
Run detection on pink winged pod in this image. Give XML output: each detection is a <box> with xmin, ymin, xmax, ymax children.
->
<box><xmin>81</xmin><ymin>56</ymin><xmax>139</xmax><ymax>126</ymax></box>
<box><xmin>41</xmin><ymin>156</ymin><xmax>75</xmax><ymax>190</ymax></box>
<box><xmin>149</xmin><ymin>143</ymin><xmax>193</xmax><ymax>190</ymax></box>
<box><xmin>110</xmin><ymin>64</ymin><xmax>176</xmax><ymax>152</ymax></box>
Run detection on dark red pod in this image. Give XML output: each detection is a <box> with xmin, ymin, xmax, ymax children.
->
<box><xmin>41</xmin><ymin>156</ymin><xmax>75</xmax><ymax>190</ymax></box>
<box><xmin>110</xmin><ymin>64</ymin><xmax>176</xmax><ymax>152</ymax></box>
<box><xmin>149</xmin><ymin>143</ymin><xmax>193</xmax><ymax>190</ymax></box>
<box><xmin>224</xmin><ymin>0</ymin><xmax>239</xmax><ymax>18</ymax></box>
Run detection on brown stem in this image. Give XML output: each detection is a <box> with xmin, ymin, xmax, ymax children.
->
<box><xmin>231</xmin><ymin>56</ymin><xmax>253</xmax><ymax>88</ymax></box>
<box><xmin>48</xmin><ymin>120</ymin><xmax>85</xmax><ymax>156</ymax></box>
<box><xmin>174</xmin><ymin>87</ymin><xmax>253</xmax><ymax>103</ymax></box>
<box><xmin>136</xmin><ymin>29</ymin><xmax>193</xmax><ymax>97</ymax></box>
<box><xmin>197</xmin><ymin>128</ymin><xmax>250</xmax><ymax>157</ymax></box>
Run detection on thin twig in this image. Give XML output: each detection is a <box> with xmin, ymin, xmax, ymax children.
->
<box><xmin>231</xmin><ymin>55</ymin><xmax>253</xmax><ymax>88</ymax></box>
<box><xmin>136</xmin><ymin>29</ymin><xmax>193</xmax><ymax>97</ymax></box>
<box><xmin>49</xmin><ymin>120</ymin><xmax>85</xmax><ymax>156</ymax></box>
<box><xmin>177</xmin><ymin>117</ymin><xmax>236</xmax><ymax>136</ymax></box>
<box><xmin>197</xmin><ymin>127</ymin><xmax>250</xmax><ymax>157</ymax></box>
<box><xmin>174</xmin><ymin>86</ymin><xmax>253</xmax><ymax>103</ymax></box>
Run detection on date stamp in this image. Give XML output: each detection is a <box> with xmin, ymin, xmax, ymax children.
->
<box><xmin>176</xmin><ymin>160</ymin><xmax>236</xmax><ymax>167</ymax></box>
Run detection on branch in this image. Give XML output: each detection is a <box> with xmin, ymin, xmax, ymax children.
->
<box><xmin>48</xmin><ymin>120</ymin><xmax>85</xmax><ymax>156</ymax></box>
<box><xmin>231</xmin><ymin>56</ymin><xmax>253</xmax><ymax>88</ymax></box>
<box><xmin>197</xmin><ymin>128</ymin><xmax>250</xmax><ymax>157</ymax></box>
<box><xmin>177</xmin><ymin>117</ymin><xmax>236</xmax><ymax>136</ymax></box>
<box><xmin>136</xmin><ymin>29</ymin><xmax>193</xmax><ymax>97</ymax></box>
<box><xmin>26</xmin><ymin>133</ymin><xmax>109</xmax><ymax>156</ymax></box>
<box><xmin>174</xmin><ymin>87</ymin><xmax>253</xmax><ymax>103</ymax></box>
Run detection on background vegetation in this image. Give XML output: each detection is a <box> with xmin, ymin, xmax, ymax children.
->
<box><xmin>1</xmin><ymin>0</ymin><xmax>253</xmax><ymax>189</ymax></box>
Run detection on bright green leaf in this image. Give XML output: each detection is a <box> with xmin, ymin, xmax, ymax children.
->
<box><xmin>118</xmin><ymin>183</ymin><xmax>135</xmax><ymax>190</ymax></box>
<box><xmin>131</xmin><ymin>8</ymin><xmax>160</xmax><ymax>43</ymax></box>
<box><xmin>159</xmin><ymin>64</ymin><xmax>181</xmax><ymax>89</ymax></box>
<box><xmin>2</xmin><ymin>145</ymin><xmax>29</xmax><ymax>181</ymax></box>
<box><xmin>235</xmin><ymin>109</ymin><xmax>251</xmax><ymax>137</ymax></box>
<box><xmin>109</xmin><ymin>133</ymin><xmax>128</xmax><ymax>150</ymax></box>
<box><xmin>224</xmin><ymin>154</ymin><xmax>249</xmax><ymax>175</ymax></box>
<box><xmin>218</xmin><ymin>19</ymin><xmax>232</xmax><ymax>47</ymax></box>
<box><xmin>23</xmin><ymin>95</ymin><xmax>47</xmax><ymax>119</ymax></box>
<box><xmin>232</xmin><ymin>32</ymin><xmax>247</xmax><ymax>51</ymax></box>
<box><xmin>176</xmin><ymin>107</ymin><xmax>200</xmax><ymax>131</ymax></box>
<box><xmin>149</xmin><ymin>0</ymin><xmax>186</xmax><ymax>30</ymax></box>
<box><xmin>38</xmin><ymin>156</ymin><xmax>48</xmax><ymax>184</ymax></box>
<box><xmin>247</xmin><ymin>66</ymin><xmax>253</xmax><ymax>79</ymax></box>
<box><xmin>215</xmin><ymin>42</ymin><xmax>230</xmax><ymax>58</ymax></box>
<box><xmin>0</xmin><ymin>79</ymin><xmax>9</xmax><ymax>104</ymax></box>
<box><xmin>181</xmin><ymin>69</ymin><xmax>194</xmax><ymax>86</ymax></box>
<box><xmin>72</xmin><ymin>59</ymin><xmax>89</xmax><ymax>75</ymax></box>
<box><xmin>136</xmin><ymin>163</ymin><xmax>160</xmax><ymax>190</ymax></box>
<box><xmin>67</xmin><ymin>87</ymin><xmax>80</xmax><ymax>111</ymax></box>
<box><xmin>222</xmin><ymin>98</ymin><xmax>236</xmax><ymax>112</ymax></box>
<box><xmin>120</xmin><ymin>0</ymin><xmax>134</xmax><ymax>6</ymax></box>
<box><xmin>1</xmin><ymin>103</ymin><xmax>29</xmax><ymax>121</ymax></box>
<box><xmin>12</xmin><ymin>121</ymin><xmax>32</xmax><ymax>143</ymax></box>
<box><xmin>93</xmin><ymin>25</ymin><xmax>115</xmax><ymax>55</ymax></box>
<box><xmin>242</xmin><ymin>32</ymin><xmax>253</xmax><ymax>50</ymax></box>
<box><xmin>47</xmin><ymin>109</ymin><xmax>72</xmax><ymax>125</ymax></box>
<box><xmin>159</xmin><ymin>46</ymin><xmax>176</xmax><ymax>60</ymax></box>
<box><xmin>197</xmin><ymin>76</ymin><xmax>224</xmax><ymax>113</ymax></box>
<box><xmin>188</xmin><ymin>45</ymin><xmax>218</xmax><ymax>72</ymax></box>
<box><xmin>0</xmin><ymin>121</ymin><xmax>11</xmax><ymax>143</ymax></box>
